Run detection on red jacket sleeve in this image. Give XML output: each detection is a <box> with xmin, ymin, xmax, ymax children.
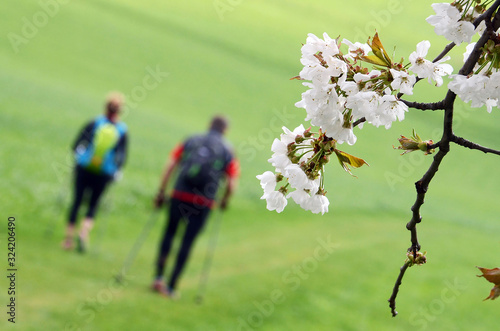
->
<box><xmin>225</xmin><ymin>159</ymin><xmax>240</xmax><ymax>178</ymax></box>
<box><xmin>170</xmin><ymin>144</ymin><xmax>184</xmax><ymax>162</ymax></box>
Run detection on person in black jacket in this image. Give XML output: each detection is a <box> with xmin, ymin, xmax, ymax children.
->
<box><xmin>152</xmin><ymin>116</ymin><xmax>239</xmax><ymax>298</ymax></box>
<box><xmin>62</xmin><ymin>92</ymin><xmax>128</xmax><ymax>252</ymax></box>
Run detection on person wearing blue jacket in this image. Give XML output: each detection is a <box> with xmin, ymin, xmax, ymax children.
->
<box><xmin>62</xmin><ymin>93</ymin><xmax>128</xmax><ymax>252</ymax></box>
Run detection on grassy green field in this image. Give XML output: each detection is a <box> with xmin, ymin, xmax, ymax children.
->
<box><xmin>1</xmin><ymin>0</ymin><xmax>500</xmax><ymax>330</ymax></box>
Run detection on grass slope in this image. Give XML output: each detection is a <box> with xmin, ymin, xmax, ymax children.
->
<box><xmin>1</xmin><ymin>0</ymin><xmax>499</xmax><ymax>330</ymax></box>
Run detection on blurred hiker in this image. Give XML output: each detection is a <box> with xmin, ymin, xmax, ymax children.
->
<box><xmin>152</xmin><ymin>115</ymin><xmax>239</xmax><ymax>298</ymax></box>
<box><xmin>62</xmin><ymin>92</ymin><xmax>128</xmax><ymax>252</ymax></box>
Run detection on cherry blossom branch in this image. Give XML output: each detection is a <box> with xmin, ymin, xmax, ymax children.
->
<box><xmin>353</xmin><ymin>117</ymin><xmax>366</xmax><ymax>127</ymax></box>
<box><xmin>431</xmin><ymin>0</ymin><xmax>500</xmax><ymax>66</ymax></box>
<box><xmin>396</xmin><ymin>3</ymin><xmax>500</xmax><ymax>108</ymax></box>
<box><xmin>405</xmin><ymin>6</ymin><xmax>498</xmax><ymax>244</ymax></box>
<box><xmin>432</xmin><ymin>42</ymin><xmax>456</xmax><ymax>63</ymax></box>
<box><xmin>388</xmin><ymin>6</ymin><xmax>500</xmax><ymax>317</ymax></box>
<box><xmin>388</xmin><ymin>141</ymin><xmax>450</xmax><ymax>317</ymax></box>
<box><xmin>409</xmin><ymin>145</ymin><xmax>450</xmax><ymax>246</ymax></box>
<box><xmin>400</xmin><ymin>100</ymin><xmax>444</xmax><ymax>111</ymax></box>
<box><xmin>433</xmin><ymin>1</ymin><xmax>500</xmax><ymax>62</ymax></box>
<box><xmin>489</xmin><ymin>7</ymin><xmax>500</xmax><ymax>37</ymax></box>
<box><xmin>460</xmin><ymin>30</ymin><xmax>494</xmax><ymax>76</ymax></box>
<box><xmin>400</xmin><ymin>24</ymin><xmax>494</xmax><ymax>112</ymax></box>
<box><xmin>451</xmin><ymin>135</ymin><xmax>500</xmax><ymax>155</ymax></box>
<box><xmin>388</xmin><ymin>263</ymin><xmax>409</xmax><ymax>316</ymax></box>
<box><xmin>396</xmin><ymin>41</ymin><xmax>457</xmax><ymax>102</ymax></box>
<box><xmin>475</xmin><ymin>0</ymin><xmax>500</xmax><ymax>28</ymax></box>
<box><xmin>428</xmin><ymin>141</ymin><xmax>441</xmax><ymax>150</ymax></box>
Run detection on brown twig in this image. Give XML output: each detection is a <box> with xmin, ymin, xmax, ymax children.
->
<box><xmin>388</xmin><ymin>263</ymin><xmax>409</xmax><ymax>317</ymax></box>
<box><xmin>400</xmin><ymin>100</ymin><xmax>444</xmax><ymax>111</ymax></box>
<box><xmin>432</xmin><ymin>42</ymin><xmax>456</xmax><ymax>63</ymax></box>
<box><xmin>353</xmin><ymin>117</ymin><xmax>366</xmax><ymax>128</ymax></box>
<box><xmin>451</xmin><ymin>135</ymin><xmax>500</xmax><ymax>156</ymax></box>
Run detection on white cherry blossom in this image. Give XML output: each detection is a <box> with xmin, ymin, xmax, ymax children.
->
<box><xmin>256</xmin><ymin>171</ymin><xmax>277</xmax><ymax>197</ymax></box>
<box><xmin>426</xmin><ymin>3</ymin><xmax>475</xmax><ymax>44</ymax></box>
<box><xmin>305</xmin><ymin>194</ymin><xmax>330</xmax><ymax>215</ymax></box>
<box><xmin>285</xmin><ymin>164</ymin><xmax>319</xmax><ymax>191</ymax></box>
<box><xmin>342</xmin><ymin>38</ymin><xmax>371</xmax><ymax>61</ymax></box>
<box><xmin>262</xmin><ymin>191</ymin><xmax>288</xmax><ymax>213</ymax></box>
<box><xmin>268</xmin><ymin>138</ymin><xmax>291</xmax><ymax>173</ymax></box>
<box><xmin>287</xmin><ymin>189</ymin><xmax>311</xmax><ymax>207</ymax></box>
<box><xmin>390</xmin><ymin>69</ymin><xmax>416</xmax><ymax>95</ymax></box>
<box><xmin>409</xmin><ymin>40</ymin><xmax>453</xmax><ymax>86</ymax></box>
<box><xmin>375</xmin><ymin>95</ymin><xmax>408</xmax><ymax>129</ymax></box>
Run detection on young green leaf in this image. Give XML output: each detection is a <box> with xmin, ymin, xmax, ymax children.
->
<box><xmin>334</xmin><ymin>150</ymin><xmax>369</xmax><ymax>176</ymax></box>
<box><xmin>361</xmin><ymin>33</ymin><xmax>392</xmax><ymax>67</ymax></box>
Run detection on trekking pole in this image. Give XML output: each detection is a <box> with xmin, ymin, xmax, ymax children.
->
<box><xmin>91</xmin><ymin>184</ymin><xmax>116</xmax><ymax>255</ymax></box>
<box><xmin>114</xmin><ymin>205</ymin><xmax>163</xmax><ymax>284</ymax></box>
<box><xmin>194</xmin><ymin>208</ymin><xmax>224</xmax><ymax>304</ymax></box>
<box><xmin>45</xmin><ymin>172</ymin><xmax>72</xmax><ymax>238</ymax></box>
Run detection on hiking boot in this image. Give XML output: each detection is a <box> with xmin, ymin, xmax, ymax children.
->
<box><xmin>152</xmin><ymin>280</ymin><xmax>169</xmax><ymax>296</ymax></box>
<box><xmin>152</xmin><ymin>281</ymin><xmax>180</xmax><ymax>299</ymax></box>
<box><xmin>166</xmin><ymin>287</ymin><xmax>180</xmax><ymax>300</ymax></box>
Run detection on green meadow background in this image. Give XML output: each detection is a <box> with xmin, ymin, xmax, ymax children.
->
<box><xmin>1</xmin><ymin>0</ymin><xmax>499</xmax><ymax>330</ymax></box>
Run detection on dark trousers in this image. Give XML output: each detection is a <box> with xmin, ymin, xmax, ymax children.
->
<box><xmin>68</xmin><ymin>166</ymin><xmax>111</xmax><ymax>224</ymax></box>
<box><xmin>155</xmin><ymin>198</ymin><xmax>210</xmax><ymax>290</ymax></box>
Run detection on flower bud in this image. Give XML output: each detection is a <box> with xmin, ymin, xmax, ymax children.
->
<box><xmin>303</xmin><ymin>127</ymin><xmax>313</xmax><ymax>138</ymax></box>
<box><xmin>395</xmin><ymin>130</ymin><xmax>434</xmax><ymax>155</ymax></box>
<box><xmin>405</xmin><ymin>250</ymin><xmax>427</xmax><ymax>267</ymax></box>
<box><xmin>278</xmin><ymin>186</ymin><xmax>288</xmax><ymax>195</ymax></box>
<box><xmin>276</xmin><ymin>173</ymin><xmax>284</xmax><ymax>182</ymax></box>
<box><xmin>295</xmin><ymin>135</ymin><xmax>305</xmax><ymax>144</ymax></box>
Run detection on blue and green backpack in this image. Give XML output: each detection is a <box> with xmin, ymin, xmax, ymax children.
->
<box><xmin>75</xmin><ymin>116</ymin><xmax>127</xmax><ymax>176</ymax></box>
